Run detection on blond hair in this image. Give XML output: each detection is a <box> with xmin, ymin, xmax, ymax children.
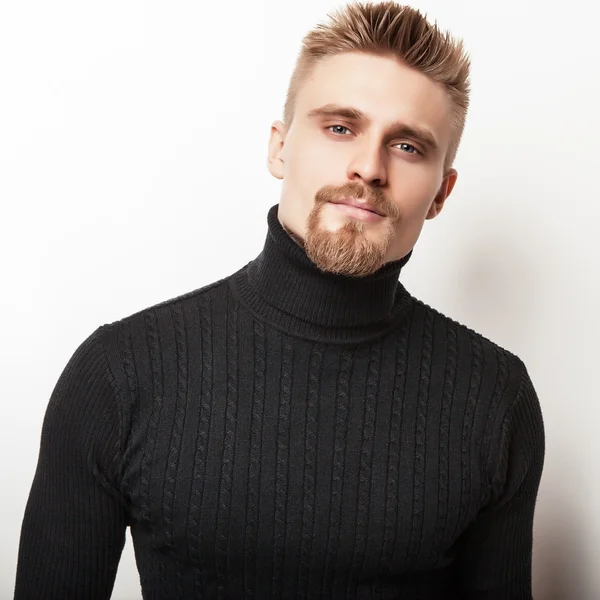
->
<box><xmin>283</xmin><ymin>1</ymin><xmax>471</xmax><ymax>172</ymax></box>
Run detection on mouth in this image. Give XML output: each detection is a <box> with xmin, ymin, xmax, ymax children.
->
<box><xmin>329</xmin><ymin>198</ymin><xmax>386</xmax><ymax>217</ymax></box>
<box><xmin>328</xmin><ymin>198</ymin><xmax>387</xmax><ymax>223</ymax></box>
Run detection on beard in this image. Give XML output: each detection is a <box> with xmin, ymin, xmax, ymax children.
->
<box><xmin>302</xmin><ymin>182</ymin><xmax>399</xmax><ymax>277</ymax></box>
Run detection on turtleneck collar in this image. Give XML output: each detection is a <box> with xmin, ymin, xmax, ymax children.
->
<box><xmin>229</xmin><ymin>204</ymin><xmax>414</xmax><ymax>345</ymax></box>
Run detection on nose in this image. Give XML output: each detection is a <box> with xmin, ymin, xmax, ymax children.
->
<box><xmin>346</xmin><ymin>141</ymin><xmax>387</xmax><ymax>187</ymax></box>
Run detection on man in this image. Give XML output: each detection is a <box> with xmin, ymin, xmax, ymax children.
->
<box><xmin>15</xmin><ymin>2</ymin><xmax>545</xmax><ymax>599</ymax></box>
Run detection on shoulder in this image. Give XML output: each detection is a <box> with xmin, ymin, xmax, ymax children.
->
<box><xmin>105</xmin><ymin>273</ymin><xmax>232</xmax><ymax>331</ymax></box>
<box><xmin>410</xmin><ymin>294</ymin><xmax>527</xmax><ymax>373</ymax></box>
<box><xmin>406</xmin><ymin>294</ymin><xmax>534</xmax><ymax>421</ymax></box>
<box><xmin>88</xmin><ymin>273</ymin><xmax>234</xmax><ymax>400</ymax></box>
<box><xmin>408</xmin><ymin>295</ymin><xmax>545</xmax><ymax>489</ymax></box>
<box><xmin>410</xmin><ymin>294</ymin><xmax>544</xmax><ymax>443</ymax></box>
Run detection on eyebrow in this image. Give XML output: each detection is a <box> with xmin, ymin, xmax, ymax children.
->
<box><xmin>306</xmin><ymin>103</ymin><xmax>440</xmax><ymax>152</ymax></box>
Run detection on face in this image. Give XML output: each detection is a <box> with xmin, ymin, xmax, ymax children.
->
<box><xmin>267</xmin><ymin>51</ymin><xmax>458</xmax><ymax>277</ymax></box>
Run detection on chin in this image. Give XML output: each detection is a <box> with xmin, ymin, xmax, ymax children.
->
<box><xmin>318</xmin><ymin>212</ymin><xmax>349</xmax><ymax>234</ymax></box>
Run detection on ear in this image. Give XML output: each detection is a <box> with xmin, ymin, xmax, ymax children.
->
<box><xmin>267</xmin><ymin>120</ymin><xmax>287</xmax><ymax>180</ymax></box>
<box><xmin>426</xmin><ymin>168</ymin><xmax>458</xmax><ymax>220</ymax></box>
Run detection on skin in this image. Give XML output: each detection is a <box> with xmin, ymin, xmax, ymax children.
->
<box><xmin>267</xmin><ymin>51</ymin><xmax>459</xmax><ymax>277</ymax></box>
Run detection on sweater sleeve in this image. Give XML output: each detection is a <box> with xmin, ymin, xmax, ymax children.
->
<box><xmin>14</xmin><ymin>325</ymin><xmax>131</xmax><ymax>600</ymax></box>
<box><xmin>455</xmin><ymin>359</ymin><xmax>546</xmax><ymax>600</ymax></box>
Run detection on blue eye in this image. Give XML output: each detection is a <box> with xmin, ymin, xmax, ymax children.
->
<box><xmin>327</xmin><ymin>125</ymin><xmax>352</xmax><ymax>135</ymax></box>
<box><xmin>396</xmin><ymin>143</ymin><xmax>417</xmax><ymax>154</ymax></box>
<box><xmin>327</xmin><ymin>126</ymin><xmax>420</xmax><ymax>155</ymax></box>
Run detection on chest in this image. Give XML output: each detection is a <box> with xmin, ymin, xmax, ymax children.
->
<box><xmin>123</xmin><ymin>330</ymin><xmax>488</xmax><ymax>587</ymax></box>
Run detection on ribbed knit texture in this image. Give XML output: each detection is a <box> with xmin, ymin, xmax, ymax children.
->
<box><xmin>14</xmin><ymin>204</ymin><xmax>545</xmax><ymax>599</ymax></box>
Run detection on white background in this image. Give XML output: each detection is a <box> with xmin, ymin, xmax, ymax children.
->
<box><xmin>1</xmin><ymin>1</ymin><xmax>599</xmax><ymax>598</ymax></box>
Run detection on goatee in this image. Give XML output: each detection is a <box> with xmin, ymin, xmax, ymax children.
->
<box><xmin>303</xmin><ymin>182</ymin><xmax>399</xmax><ymax>277</ymax></box>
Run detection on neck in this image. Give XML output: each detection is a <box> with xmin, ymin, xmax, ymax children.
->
<box><xmin>230</xmin><ymin>204</ymin><xmax>414</xmax><ymax>344</ymax></box>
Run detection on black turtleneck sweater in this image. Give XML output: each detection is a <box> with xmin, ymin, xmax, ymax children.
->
<box><xmin>15</xmin><ymin>204</ymin><xmax>545</xmax><ymax>599</ymax></box>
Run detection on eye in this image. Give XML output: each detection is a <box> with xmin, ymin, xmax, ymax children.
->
<box><xmin>395</xmin><ymin>142</ymin><xmax>419</xmax><ymax>155</ymax></box>
<box><xmin>326</xmin><ymin>125</ymin><xmax>353</xmax><ymax>136</ymax></box>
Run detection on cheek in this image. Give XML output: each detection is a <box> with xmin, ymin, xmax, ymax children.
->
<box><xmin>280</xmin><ymin>141</ymin><xmax>328</xmax><ymax>217</ymax></box>
<box><xmin>387</xmin><ymin>210</ymin><xmax>428</xmax><ymax>259</ymax></box>
<box><xmin>285</xmin><ymin>136</ymin><xmax>320</xmax><ymax>181</ymax></box>
<box><xmin>387</xmin><ymin>170</ymin><xmax>441</xmax><ymax>251</ymax></box>
<box><xmin>286</xmin><ymin>139</ymin><xmax>341</xmax><ymax>197</ymax></box>
<box><xmin>391</xmin><ymin>166</ymin><xmax>441</xmax><ymax>215</ymax></box>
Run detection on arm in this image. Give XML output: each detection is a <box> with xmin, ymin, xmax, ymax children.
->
<box><xmin>14</xmin><ymin>325</ymin><xmax>130</xmax><ymax>599</ymax></box>
<box><xmin>456</xmin><ymin>360</ymin><xmax>546</xmax><ymax>599</ymax></box>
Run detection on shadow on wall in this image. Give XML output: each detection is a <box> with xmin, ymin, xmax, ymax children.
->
<box><xmin>532</xmin><ymin>491</ymin><xmax>591</xmax><ymax>599</ymax></box>
<box><xmin>454</xmin><ymin>210</ymin><xmax>545</xmax><ymax>357</ymax></box>
<box><xmin>456</xmin><ymin>211</ymin><xmax>593</xmax><ymax>599</ymax></box>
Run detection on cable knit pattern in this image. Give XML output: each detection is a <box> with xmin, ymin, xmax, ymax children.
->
<box><xmin>407</xmin><ymin>307</ymin><xmax>433</xmax><ymax>569</ymax></box>
<box><xmin>428</xmin><ymin>318</ymin><xmax>457</xmax><ymax>565</ymax></box>
<box><xmin>215</xmin><ymin>295</ymin><xmax>238</xmax><ymax>598</ymax></box>
<box><xmin>189</xmin><ymin>292</ymin><xmax>212</xmax><ymax>595</ymax></box>
<box><xmin>321</xmin><ymin>348</ymin><xmax>351</xmax><ymax>598</ymax></box>
<box><xmin>244</xmin><ymin>319</ymin><xmax>266</xmax><ymax>598</ymax></box>
<box><xmin>15</xmin><ymin>204</ymin><xmax>545</xmax><ymax>600</ymax></box>
<box><xmin>347</xmin><ymin>340</ymin><xmax>382</xmax><ymax>597</ymax></box>
<box><xmin>377</xmin><ymin>313</ymin><xmax>411</xmax><ymax>580</ymax></box>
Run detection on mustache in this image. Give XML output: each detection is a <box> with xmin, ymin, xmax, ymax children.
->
<box><xmin>315</xmin><ymin>182</ymin><xmax>400</xmax><ymax>219</ymax></box>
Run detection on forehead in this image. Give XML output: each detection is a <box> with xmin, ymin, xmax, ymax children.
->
<box><xmin>297</xmin><ymin>52</ymin><xmax>453</xmax><ymax>146</ymax></box>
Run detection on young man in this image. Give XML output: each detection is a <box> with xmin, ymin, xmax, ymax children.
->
<box><xmin>15</xmin><ymin>2</ymin><xmax>545</xmax><ymax>599</ymax></box>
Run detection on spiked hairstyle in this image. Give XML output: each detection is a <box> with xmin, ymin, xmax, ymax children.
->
<box><xmin>283</xmin><ymin>2</ymin><xmax>471</xmax><ymax>172</ymax></box>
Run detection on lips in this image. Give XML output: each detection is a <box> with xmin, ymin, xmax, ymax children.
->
<box><xmin>329</xmin><ymin>198</ymin><xmax>386</xmax><ymax>217</ymax></box>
